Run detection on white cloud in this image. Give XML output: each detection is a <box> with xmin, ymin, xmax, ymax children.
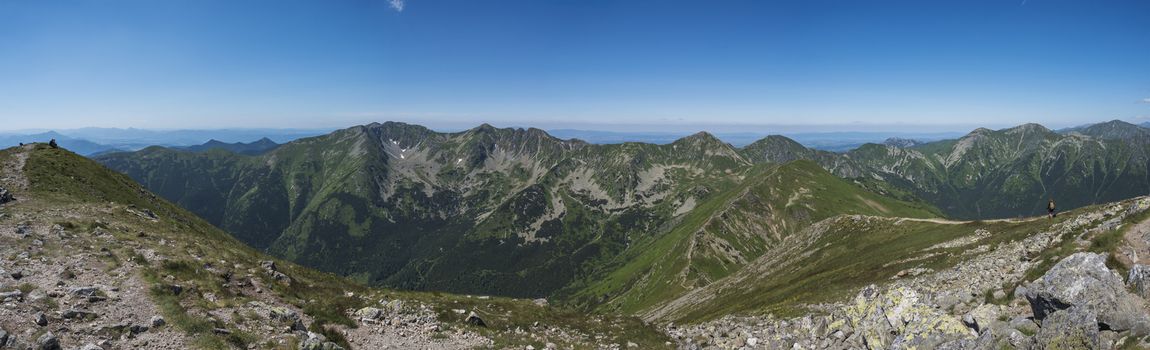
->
<box><xmin>1141</xmin><ymin>97</ymin><xmax>1150</xmax><ymax>104</ymax></box>
<box><xmin>389</xmin><ymin>0</ymin><xmax>405</xmax><ymax>12</ymax></box>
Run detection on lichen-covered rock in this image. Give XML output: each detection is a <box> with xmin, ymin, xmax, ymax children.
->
<box><xmin>300</xmin><ymin>331</ymin><xmax>346</xmax><ymax>350</ymax></box>
<box><xmin>354</xmin><ymin>307</ymin><xmax>384</xmax><ymax>321</ymax></box>
<box><xmin>845</xmin><ymin>285</ymin><xmax>974</xmax><ymax>349</ymax></box>
<box><xmin>1024</xmin><ymin>253</ymin><xmax>1150</xmax><ymax>334</ymax></box>
<box><xmin>1034</xmin><ymin>306</ymin><xmax>1099</xmax><ymax>349</ymax></box>
<box><xmin>268</xmin><ymin>306</ymin><xmax>305</xmax><ymax>331</ymax></box>
<box><xmin>962</xmin><ymin>304</ymin><xmax>1000</xmax><ymax>334</ymax></box>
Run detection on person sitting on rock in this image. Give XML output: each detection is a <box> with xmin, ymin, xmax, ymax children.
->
<box><xmin>48</xmin><ymin>139</ymin><xmax>58</xmax><ymax>149</ymax></box>
<box><xmin>1048</xmin><ymin>198</ymin><xmax>1057</xmax><ymax>218</ymax></box>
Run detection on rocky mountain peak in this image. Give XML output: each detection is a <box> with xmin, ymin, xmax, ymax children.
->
<box><xmin>673</xmin><ymin>131</ymin><xmax>723</xmax><ymax>145</ymax></box>
<box><xmin>743</xmin><ymin>135</ymin><xmax>805</xmax><ymax>149</ymax></box>
<box><xmin>967</xmin><ymin>127</ymin><xmax>993</xmax><ymax>136</ymax></box>
<box><xmin>471</xmin><ymin>123</ymin><xmax>498</xmax><ymax>133</ymax></box>
<box><xmin>1075</xmin><ymin>119</ymin><xmax>1150</xmax><ymax>141</ymax></box>
<box><xmin>1004</xmin><ymin>123</ymin><xmax>1053</xmax><ymax>135</ymax></box>
<box><xmin>882</xmin><ymin>137</ymin><xmax>924</xmax><ymax>148</ymax></box>
<box><xmin>740</xmin><ymin>135</ymin><xmax>817</xmax><ymax>164</ymax></box>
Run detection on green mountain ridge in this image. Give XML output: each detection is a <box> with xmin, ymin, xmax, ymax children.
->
<box><xmin>100</xmin><ymin>123</ymin><xmax>906</xmax><ymax>306</ymax></box>
<box><xmin>839</xmin><ymin>122</ymin><xmax>1150</xmax><ymax>219</ymax></box>
<box><xmin>557</xmin><ymin>160</ymin><xmax>939</xmax><ymax>318</ymax></box>
<box><xmin>95</xmin><ymin>120</ymin><xmax>1150</xmax><ymax>321</ymax></box>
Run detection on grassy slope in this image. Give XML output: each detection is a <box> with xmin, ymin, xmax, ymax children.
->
<box><xmin>658</xmin><ymin>196</ymin><xmax>1150</xmax><ymax>323</ymax></box>
<box><xmin>6</xmin><ymin>144</ymin><xmax>672</xmax><ymax>349</ymax></box>
<box><xmin>677</xmin><ymin>218</ymin><xmax>1035</xmax><ymax>321</ymax></box>
<box><xmin>561</xmin><ymin>160</ymin><xmax>940</xmax><ymax>317</ymax></box>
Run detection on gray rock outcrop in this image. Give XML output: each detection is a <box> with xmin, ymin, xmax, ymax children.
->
<box><xmin>1128</xmin><ymin>264</ymin><xmax>1150</xmax><ymax>299</ymax></box>
<box><xmin>1024</xmin><ymin>253</ymin><xmax>1150</xmax><ymax>334</ymax></box>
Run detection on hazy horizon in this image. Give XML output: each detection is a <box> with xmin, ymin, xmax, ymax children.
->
<box><xmin>0</xmin><ymin>118</ymin><xmax>1134</xmax><ymax>135</ymax></box>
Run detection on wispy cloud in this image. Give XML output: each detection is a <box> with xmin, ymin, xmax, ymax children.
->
<box><xmin>389</xmin><ymin>0</ymin><xmax>405</xmax><ymax>12</ymax></box>
<box><xmin>1141</xmin><ymin>97</ymin><xmax>1150</xmax><ymax>104</ymax></box>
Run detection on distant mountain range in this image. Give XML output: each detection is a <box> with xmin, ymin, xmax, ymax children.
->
<box><xmin>12</xmin><ymin>121</ymin><xmax>1144</xmax><ymax>157</ymax></box>
<box><xmin>545</xmin><ymin>129</ymin><xmax>964</xmax><ymax>151</ymax></box>
<box><xmin>0</xmin><ymin>131</ymin><xmax>125</xmax><ymax>156</ymax></box>
<box><xmin>0</xmin><ymin>128</ymin><xmax>326</xmax><ymax>156</ymax></box>
<box><xmin>174</xmin><ymin>137</ymin><xmax>280</xmax><ymax>155</ymax></box>
<box><xmin>0</xmin><ymin>126</ymin><xmax>975</xmax><ymax>156</ymax></box>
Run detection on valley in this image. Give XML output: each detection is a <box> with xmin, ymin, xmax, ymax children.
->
<box><xmin>95</xmin><ymin>121</ymin><xmax>1150</xmax><ymax>307</ymax></box>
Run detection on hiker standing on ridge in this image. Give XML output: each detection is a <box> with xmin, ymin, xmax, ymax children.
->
<box><xmin>1048</xmin><ymin>198</ymin><xmax>1056</xmax><ymax>218</ymax></box>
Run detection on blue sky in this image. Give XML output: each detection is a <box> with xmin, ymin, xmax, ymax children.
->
<box><xmin>1</xmin><ymin>0</ymin><xmax>1148</xmax><ymax>132</ymax></box>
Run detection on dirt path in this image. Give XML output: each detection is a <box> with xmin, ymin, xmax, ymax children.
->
<box><xmin>1119</xmin><ymin>214</ymin><xmax>1150</xmax><ymax>265</ymax></box>
<box><xmin>0</xmin><ymin>144</ymin><xmax>32</xmax><ymax>191</ymax></box>
<box><xmin>894</xmin><ymin>216</ymin><xmax>1043</xmax><ymax>225</ymax></box>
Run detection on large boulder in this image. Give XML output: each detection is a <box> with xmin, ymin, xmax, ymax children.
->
<box><xmin>1024</xmin><ymin>253</ymin><xmax>1150</xmax><ymax>334</ymax></box>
